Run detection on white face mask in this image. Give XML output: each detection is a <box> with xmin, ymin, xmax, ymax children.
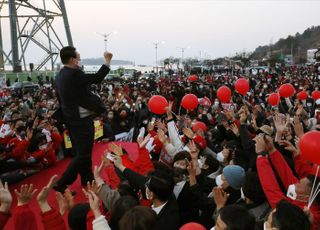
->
<box><xmin>217</xmin><ymin>151</ymin><xmax>225</xmax><ymax>163</ymax></box>
<box><xmin>240</xmin><ymin>187</ymin><xmax>246</xmax><ymax>200</ymax></box>
<box><xmin>215</xmin><ymin>175</ymin><xmax>223</xmax><ymax>188</ymax></box>
<box><xmin>142</xmin><ymin>119</ymin><xmax>148</xmax><ymax>125</ymax></box>
<box><xmin>263</xmin><ymin>222</ymin><xmax>267</xmax><ymax>230</ymax></box>
<box><xmin>287</xmin><ymin>184</ymin><xmax>297</xmax><ymax>200</ymax></box>
<box><xmin>211</xmin><ymin>227</ymin><xmax>215</xmax><ymax>230</ymax></box>
<box><xmin>198</xmin><ymin>156</ymin><xmax>206</xmax><ymax>169</ymax></box>
<box><xmin>123</xmin><ymin>99</ymin><xmax>127</xmax><ymax>103</ymax></box>
<box><xmin>39</xmin><ymin>144</ymin><xmax>48</xmax><ymax>150</ymax></box>
<box><xmin>145</xmin><ymin>187</ymin><xmax>151</xmax><ymax>200</ymax></box>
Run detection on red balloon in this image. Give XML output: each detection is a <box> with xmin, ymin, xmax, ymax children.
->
<box><xmin>279</xmin><ymin>83</ymin><xmax>295</xmax><ymax>98</ymax></box>
<box><xmin>312</xmin><ymin>90</ymin><xmax>320</xmax><ymax>101</ymax></box>
<box><xmin>217</xmin><ymin>86</ymin><xmax>232</xmax><ymax>103</ymax></box>
<box><xmin>188</xmin><ymin>75</ymin><xmax>198</xmax><ymax>82</ymax></box>
<box><xmin>192</xmin><ymin>121</ymin><xmax>207</xmax><ymax>133</ymax></box>
<box><xmin>181</xmin><ymin>94</ymin><xmax>198</xmax><ymax>110</ymax></box>
<box><xmin>235</xmin><ymin>78</ymin><xmax>249</xmax><ymax>96</ymax></box>
<box><xmin>268</xmin><ymin>93</ymin><xmax>280</xmax><ymax>106</ymax></box>
<box><xmin>148</xmin><ymin>95</ymin><xmax>168</xmax><ymax>115</ymax></box>
<box><xmin>299</xmin><ymin>131</ymin><xmax>320</xmax><ymax>165</ymax></box>
<box><xmin>297</xmin><ymin>91</ymin><xmax>308</xmax><ymax>100</ymax></box>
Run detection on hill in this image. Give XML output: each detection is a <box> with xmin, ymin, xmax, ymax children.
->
<box><xmin>81</xmin><ymin>58</ymin><xmax>134</xmax><ymax>66</ymax></box>
<box><xmin>251</xmin><ymin>25</ymin><xmax>320</xmax><ymax>63</ymax></box>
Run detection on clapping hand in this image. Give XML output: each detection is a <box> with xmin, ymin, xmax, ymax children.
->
<box><xmin>0</xmin><ymin>180</ymin><xmax>12</xmax><ymax>213</ymax></box>
<box><xmin>15</xmin><ymin>184</ymin><xmax>38</xmax><ymax>206</ymax></box>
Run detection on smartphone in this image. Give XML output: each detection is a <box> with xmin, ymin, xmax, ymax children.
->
<box><xmin>105</xmin><ymin>152</ymin><xmax>116</xmax><ymax>162</ymax></box>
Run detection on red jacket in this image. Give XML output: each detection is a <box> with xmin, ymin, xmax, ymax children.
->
<box><xmin>13</xmin><ymin>204</ymin><xmax>39</xmax><ymax>230</ymax></box>
<box><xmin>41</xmin><ymin>209</ymin><xmax>66</xmax><ymax>230</ymax></box>
<box><xmin>6</xmin><ymin>138</ymin><xmax>29</xmax><ymax>161</ymax></box>
<box><xmin>0</xmin><ymin>211</ymin><xmax>10</xmax><ymax>229</ymax></box>
<box><xmin>51</xmin><ymin>132</ymin><xmax>63</xmax><ymax>151</ymax></box>
<box><xmin>257</xmin><ymin>150</ymin><xmax>320</xmax><ymax>230</ymax></box>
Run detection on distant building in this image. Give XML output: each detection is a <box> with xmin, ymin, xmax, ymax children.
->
<box><xmin>307</xmin><ymin>49</ymin><xmax>318</xmax><ymax>64</ymax></box>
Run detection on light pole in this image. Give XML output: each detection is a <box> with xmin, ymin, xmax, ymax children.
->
<box><xmin>97</xmin><ymin>31</ymin><xmax>117</xmax><ymax>51</ymax></box>
<box><xmin>177</xmin><ymin>46</ymin><xmax>190</xmax><ymax>70</ymax></box>
<box><xmin>153</xmin><ymin>41</ymin><xmax>164</xmax><ymax>75</ymax></box>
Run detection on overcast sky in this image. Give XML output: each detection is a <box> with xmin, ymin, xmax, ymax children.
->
<box><xmin>2</xmin><ymin>0</ymin><xmax>320</xmax><ymax>65</ymax></box>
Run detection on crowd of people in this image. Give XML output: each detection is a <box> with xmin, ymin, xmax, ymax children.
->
<box><xmin>0</xmin><ymin>61</ymin><xmax>320</xmax><ymax>230</ymax></box>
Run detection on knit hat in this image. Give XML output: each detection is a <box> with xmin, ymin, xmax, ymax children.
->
<box><xmin>222</xmin><ymin>165</ymin><xmax>245</xmax><ymax>190</ymax></box>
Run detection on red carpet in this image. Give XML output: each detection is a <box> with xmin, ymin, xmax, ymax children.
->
<box><xmin>4</xmin><ymin>142</ymin><xmax>139</xmax><ymax>230</ymax></box>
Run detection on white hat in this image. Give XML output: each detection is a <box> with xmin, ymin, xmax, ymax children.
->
<box><xmin>316</xmin><ymin>99</ymin><xmax>320</xmax><ymax>105</ymax></box>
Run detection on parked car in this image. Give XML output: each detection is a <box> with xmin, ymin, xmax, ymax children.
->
<box><xmin>9</xmin><ymin>81</ymin><xmax>40</xmax><ymax>92</ymax></box>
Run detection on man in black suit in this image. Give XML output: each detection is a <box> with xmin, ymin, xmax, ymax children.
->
<box><xmin>54</xmin><ymin>46</ymin><xmax>113</xmax><ymax>192</ymax></box>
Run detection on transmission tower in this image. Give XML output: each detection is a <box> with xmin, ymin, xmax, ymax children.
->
<box><xmin>0</xmin><ymin>0</ymin><xmax>73</xmax><ymax>72</ymax></box>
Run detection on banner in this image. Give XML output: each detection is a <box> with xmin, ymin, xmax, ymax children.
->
<box><xmin>94</xmin><ymin>120</ymin><xmax>103</xmax><ymax>139</ymax></box>
<box><xmin>64</xmin><ymin>120</ymin><xmax>104</xmax><ymax>149</ymax></box>
<box><xmin>115</xmin><ymin>128</ymin><xmax>134</xmax><ymax>142</ymax></box>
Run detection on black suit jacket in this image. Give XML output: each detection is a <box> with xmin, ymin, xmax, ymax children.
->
<box><xmin>122</xmin><ymin>168</ymin><xmax>180</xmax><ymax>230</ymax></box>
<box><xmin>55</xmin><ymin>65</ymin><xmax>110</xmax><ymax>123</ymax></box>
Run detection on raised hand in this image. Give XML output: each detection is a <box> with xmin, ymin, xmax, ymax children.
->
<box><xmin>166</xmin><ymin>101</ymin><xmax>174</xmax><ymax>120</ymax></box>
<box><xmin>293</xmin><ymin>116</ymin><xmax>304</xmax><ymax>138</ymax></box>
<box><xmin>37</xmin><ymin>175</ymin><xmax>58</xmax><ymax>204</ymax></box>
<box><xmin>83</xmin><ymin>190</ymin><xmax>101</xmax><ymax>218</ymax></box>
<box><xmin>230</xmin><ymin>124</ymin><xmax>239</xmax><ymax>136</ymax></box>
<box><xmin>93</xmin><ymin>162</ymin><xmax>105</xmax><ymax>186</ymax></box>
<box><xmin>138</xmin><ymin>134</ymin><xmax>151</xmax><ymax>149</ymax></box>
<box><xmin>103</xmin><ymin>52</ymin><xmax>113</xmax><ymax>65</ymax></box>
<box><xmin>183</xmin><ymin>127</ymin><xmax>194</xmax><ymax>139</ymax></box>
<box><xmin>0</xmin><ymin>180</ymin><xmax>12</xmax><ymax>213</ymax></box>
<box><xmin>279</xmin><ymin>140</ymin><xmax>297</xmax><ymax>154</ymax></box>
<box><xmin>157</xmin><ymin>129</ymin><xmax>168</xmax><ymax>144</ymax></box>
<box><xmin>15</xmin><ymin>184</ymin><xmax>38</xmax><ymax>206</ymax></box>
<box><xmin>213</xmin><ymin>187</ymin><xmax>229</xmax><ymax>211</ymax></box>
<box><xmin>187</xmin><ymin>140</ymin><xmax>199</xmax><ymax>160</ymax></box>
<box><xmin>86</xmin><ymin>180</ymin><xmax>102</xmax><ymax>195</ymax></box>
<box><xmin>55</xmin><ymin>192</ymin><xmax>67</xmax><ymax>216</ymax></box>
<box><xmin>108</xmin><ymin>143</ymin><xmax>123</xmax><ymax>156</ymax></box>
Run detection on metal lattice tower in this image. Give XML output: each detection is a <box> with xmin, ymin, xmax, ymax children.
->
<box><xmin>0</xmin><ymin>0</ymin><xmax>73</xmax><ymax>72</ymax></box>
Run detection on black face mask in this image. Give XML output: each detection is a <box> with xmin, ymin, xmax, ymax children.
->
<box><xmin>173</xmin><ymin>167</ymin><xmax>188</xmax><ymax>182</ymax></box>
<box><xmin>16</xmin><ymin>126</ymin><xmax>26</xmax><ymax>133</ymax></box>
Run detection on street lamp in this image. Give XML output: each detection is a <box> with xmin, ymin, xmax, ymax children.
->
<box><xmin>153</xmin><ymin>41</ymin><xmax>164</xmax><ymax>75</ymax></box>
<box><xmin>97</xmin><ymin>31</ymin><xmax>117</xmax><ymax>51</ymax></box>
<box><xmin>177</xmin><ymin>46</ymin><xmax>190</xmax><ymax>69</ymax></box>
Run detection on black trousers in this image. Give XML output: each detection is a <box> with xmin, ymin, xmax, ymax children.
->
<box><xmin>58</xmin><ymin>117</ymin><xmax>95</xmax><ymax>187</ymax></box>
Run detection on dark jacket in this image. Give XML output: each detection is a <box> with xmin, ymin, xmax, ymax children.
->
<box><xmin>122</xmin><ymin>168</ymin><xmax>180</xmax><ymax>230</ymax></box>
<box><xmin>55</xmin><ymin>65</ymin><xmax>110</xmax><ymax>123</ymax></box>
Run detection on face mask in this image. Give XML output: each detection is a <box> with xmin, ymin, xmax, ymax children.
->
<box><xmin>198</xmin><ymin>156</ymin><xmax>206</xmax><ymax>169</ymax></box>
<box><xmin>217</xmin><ymin>151</ymin><xmax>225</xmax><ymax>162</ymax></box>
<box><xmin>145</xmin><ymin>187</ymin><xmax>151</xmax><ymax>200</ymax></box>
<box><xmin>287</xmin><ymin>184</ymin><xmax>297</xmax><ymax>200</ymax></box>
<box><xmin>39</xmin><ymin>144</ymin><xmax>48</xmax><ymax>150</ymax></box>
<box><xmin>211</xmin><ymin>227</ymin><xmax>215</xmax><ymax>230</ymax></box>
<box><xmin>123</xmin><ymin>99</ymin><xmax>127</xmax><ymax>103</ymax></box>
<box><xmin>173</xmin><ymin>167</ymin><xmax>188</xmax><ymax>180</ymax></box>
<box><xmin>142</xmin><ymin>119</ymin><xmax>148</xmax><ymax>125</ymax></box>
<box><xmin>19</xmin><ymin>131</ymin><xmax>26</xmax><ymax>140</ymax></box>
<box><xmin>240</xmin><ymin>187</ymin><xmax>245</xmax><ymax>200</ymax></box>
<box><xmin>215</xmin><ymin>175</ymin><xmax>223</xmax><ymax>188</ymax></box>
<box><xmin>263</xmin><ymin>84</ymin><xmax>268</xmax><ymax>89</ymax></box>
<box><xmin>263</xmin><ymin>222</ymin><xmax>267</xmax><ymax>230</ymax></box>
